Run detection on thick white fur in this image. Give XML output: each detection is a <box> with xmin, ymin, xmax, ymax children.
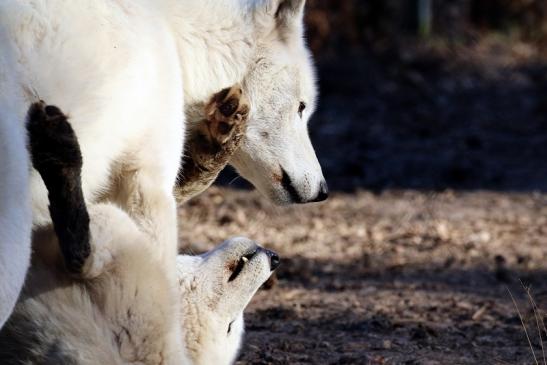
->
<box><xmin>0</xmin><ymin>0</ymin><xmax>321</xmax><ymax>326</ymax></box>
<box><xmin>0</xmin><ymin>108</ymin><xmax>31</xmax><ymax>329</ymax></box>
<box><xmin>1</xmin><ymin>204</ymin><xmax>272</xmax><ymax>365</ymax></box>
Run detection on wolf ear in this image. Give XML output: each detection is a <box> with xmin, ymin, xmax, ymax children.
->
<box><xmin>255</xmin><ymin>0</ymin><xmax>306</xmax><ymax>41</ymax></box>
<box><xmin>274</xmin><ymin>0</ymin><xmax>306</xmax><ymax>31</ymax></box>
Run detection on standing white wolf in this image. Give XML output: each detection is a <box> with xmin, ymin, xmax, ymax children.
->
<box><xmin>0</xmin><ymin>0</ymin><xmax>325</xmax><ymax>327</ymax></box>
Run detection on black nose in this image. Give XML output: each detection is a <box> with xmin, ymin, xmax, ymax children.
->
<box><xmin>264</xmin><ymin>249</ymin><xmax>280</xmax><ymax>271</ymax></box>
<box><xmin>311</xmin><ymin>180</ymin><xmax>329</xmax><ymax>202</ymax></box>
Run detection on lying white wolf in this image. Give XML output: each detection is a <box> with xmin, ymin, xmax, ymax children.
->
<box><xmin>0</xmin><ymin>0</ymin><xmax>325</xmax><ymax>327</ymax></box>
<box><xmin>1</xmin><ymin>206</ymin><xmax>277</xmax><ymax>365</ymax></box>
<box><xmin>0</xmin><ymin>101</ymin><xmax>278</xmax><ymax>364</ymax></box>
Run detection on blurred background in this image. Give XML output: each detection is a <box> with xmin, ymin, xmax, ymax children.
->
<box><xmin>307</xmin><ymin>0</ymin><xmax>547</xmax><ymax>192</ymax></box>
<box><xmin>180</xmin><ymin>1</ymin><xmax>547</xmax><ymax>364</ymax></box>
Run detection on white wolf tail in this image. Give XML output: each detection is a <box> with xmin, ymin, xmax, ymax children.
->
<box><xmin>0</xmin><ymin>111</ymin><xmax>32</xmax><ymax>329</ymax></box>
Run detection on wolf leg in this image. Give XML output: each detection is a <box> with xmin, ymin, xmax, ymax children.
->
<box><xmin>0</xmin><ymin>111</ymin><xmax>31</xmax><ymax>328</ymax></box>
<box><xmin>177</xmin><ymin>84</ymin><xmax>250</xmax><ymax>202</ymax></box>
<box><xmin>26</xmin><ymin>101</ymin><xmax>154</xmax><ymax>278</ymax></box>
<box><xmin>26</xmin><ymin>102</ymin><xmax>90</xmax><ymax>275</ymax></box>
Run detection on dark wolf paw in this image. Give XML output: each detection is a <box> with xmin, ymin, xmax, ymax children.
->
<box><xmin>202</xmin><ymin>84</ymin><xmax>250</xmax><ymax>151</ymax></box>
<box><xmin>27</xmin><ymin>101</ymin><xmax>90</xmax><ymax>275</ymax></box>
<box><xmin>176</xmin><ymin>85</ymin><xmax>250</xmax><ymax>201</ymax></box>
<box><xmin>190</xmin><ymin>84</ymin><xmax>250</xmax><ymax>168</ymax></box>
<box><xmin>27</xmin><ymin>101</ymin><xmax>83</xmax><ymax>173</ymax></box>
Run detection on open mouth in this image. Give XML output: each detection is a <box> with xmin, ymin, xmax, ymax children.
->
<box><xmin>228</xmin><ymin>249</ymin><xmax>257</xmax><ymax>282</ymax></box>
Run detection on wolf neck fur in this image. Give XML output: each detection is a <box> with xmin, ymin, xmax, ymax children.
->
<box><xmin>165</xmin><ymin>0</ymin><xmax>258</xmax><ymax>106</ymax></box>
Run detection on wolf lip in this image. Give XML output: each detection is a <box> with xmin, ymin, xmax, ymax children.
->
<box><xmin>280</xmin><ymin>167</ymin><xmax>303</xmax><ymax>204</ymax></box>
<box><xmin>228</xmin><ymin>250</ymin><xmax>257</xmax><ymax>282</ymax></box>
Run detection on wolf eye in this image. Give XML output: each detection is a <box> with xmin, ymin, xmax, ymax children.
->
<box><xmin>227</xmin><ymin>320</ymin><xmax>234</xmax><ymax>334</ymax></box>
<box><xmin>298</xmin><ymin>102</ymin><xmax>306</xmax><ymax>118</ymax></box>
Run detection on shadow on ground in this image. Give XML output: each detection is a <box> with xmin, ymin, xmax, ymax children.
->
<box><xmin>240</xmin><ymin>256</ymin><xmax>547</xmax><ymax>365</ymax></box>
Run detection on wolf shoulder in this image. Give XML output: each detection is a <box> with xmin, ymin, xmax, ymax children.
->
<box><xmin>0</xmin><ymin>0</ymin><xmax>180</xmax><ymax>111</ymax></box>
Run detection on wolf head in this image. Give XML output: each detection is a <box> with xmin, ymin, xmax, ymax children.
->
<box><xmin>230</xmin><ymin>0</ymin><xmax>328</xmax><ymax>205</ymax></box>
<box><xmin>176</xmin><ymin>237</ymin><xmax>278</xmax><ymax>365</ymax></box>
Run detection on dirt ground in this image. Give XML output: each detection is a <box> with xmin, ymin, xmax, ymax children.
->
<box><xmin>179</xmin><ymin>32</ymin><xmax>547</xmax><ymax>364</ymax></box>
<box><xmin>179</xmin><ymin>187</ymin><xmax>547</xmax><ymax>365</ymax></box>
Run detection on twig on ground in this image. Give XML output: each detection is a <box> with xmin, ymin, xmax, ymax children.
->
<box><xmin>507</xmin><ymin>286</ymin><xmax>539</xmax><ymax>365</ymax></box>
<box><xmin>522</xmin><ymin>281</ymin><xmax>547</xmax><ymax>365</ymax></box>
<box><xmin>472</xmin><ymin>304</ymin><xmax>488</xmax><ymax>321</ymax></box>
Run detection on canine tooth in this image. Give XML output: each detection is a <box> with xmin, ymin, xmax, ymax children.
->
<box><xmin>242</xmin><ymin>257</ymin><xmax>248</xmax><ymax>263</ymax></box>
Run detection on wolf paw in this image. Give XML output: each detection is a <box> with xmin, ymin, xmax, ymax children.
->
<box><xmin>203</xmin><ymin>84</ymin><xmax>249</xmax><ymax>149</ymax></box>
<box><xmin>177</xmin><ymin>85</ymin><xmax>251</xmax><ymax>200</ymax></box>
<box><xmin>27</xmin><ymin>101</ymin><xmax>83</xmax><ymax>173</ymax></box>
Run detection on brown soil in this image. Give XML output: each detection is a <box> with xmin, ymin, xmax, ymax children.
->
<box><xmin>179</xmin><ymin>187</ymin><xmax>547</xmax><ymax>365</ymax></box>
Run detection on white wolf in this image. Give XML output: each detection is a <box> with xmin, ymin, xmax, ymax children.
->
<box><xmin>0</xmin><ymin>204</ymin><xmax>277</xmax><ymax>365</ymax></box>
<box><xmin>0</xmin><ymin>0</ymin><xmax>324</xmax><ymax>327</ymax></box>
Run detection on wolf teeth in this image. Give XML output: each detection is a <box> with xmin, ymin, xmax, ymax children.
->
<box><xmin>241</xmin><ymin>257</ymin><xmax>248</xmax><ymax>263</ymax></box>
